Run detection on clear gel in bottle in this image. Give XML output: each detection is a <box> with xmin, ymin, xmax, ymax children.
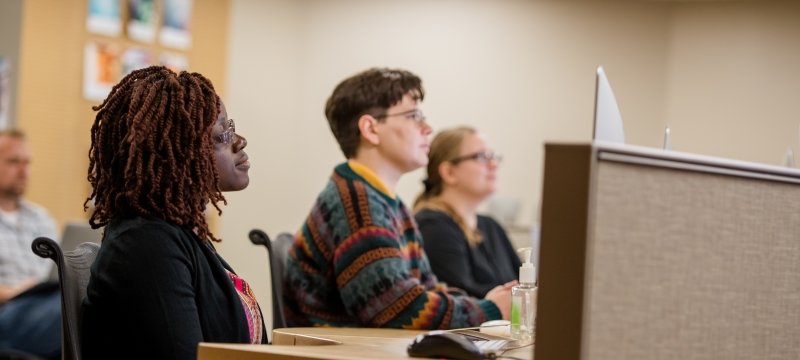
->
<box><xmin>510</xmin><ymin>247</ymin><xmax>537</xmax><ymax>344</ymax></box>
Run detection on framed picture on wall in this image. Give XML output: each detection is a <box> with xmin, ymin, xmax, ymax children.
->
<box><xmin>159</xmin><ymin>0</ymin><xmax>193</xmax><ymax>50</ymax></box>
<box><xmin>122</xmin><ymin>47</ymin><xmax>155</xmax><ymax>76</ymax></box>
<box><xmin>0</xmin><ymin>57</ymin><xmax>9</xmax><ymax>128</ymax></box>
<box><xmin>159</xmin><ymin>52</ymin><xmax>188</xmax><ymax>73</ymax></box>
<box><xmin>86</xmin><ymin>0</ymin><xmax>122</xmax><ymax>36</ymax></box>
<box><xmin>83</xmin><ymin>42</ymin><xmax>121</xmax><ymax>101</ymax></box>
<box><xmin>127</xmin><ymin>0</ymin><xmax>156</xmax><ymax>43</ymax></box>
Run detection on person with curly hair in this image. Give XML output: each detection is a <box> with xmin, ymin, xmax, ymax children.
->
<box><xmin>81</xmin><ymin>66</ymin><xmax>264</xmax><ymax>360</ymax></box>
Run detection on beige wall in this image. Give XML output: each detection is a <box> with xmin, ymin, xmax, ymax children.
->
<box><xmin>214</xmin><ymin>0</ymin><xmax>304</xmax><ymax>318</ymax></box>
<box><xmin>219</xmin><ymin>0</ymin><xmax>678</xmax><ymax>326</ymax></box>
<box><xmin>664</xmin><ymin>1</ymin><xmax>800</xmax><ymax>164</ymax></box>
<box><xmin>220</xmin><ymin>0</ymin><xmax>800</xmax><ymax>328</ymax></box>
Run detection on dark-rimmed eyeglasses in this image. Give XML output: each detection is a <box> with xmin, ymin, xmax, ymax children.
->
<box><xmin>374</xmin><ymin>108</ymin><xmax>426</xmax><ymax>125</ymax></box>
<box><xmin>449</xmin><ymin>150</ymin><xmax>502</xmax><ymax>165</ymax></box>
<box><xmin>215</xmin><ymin>119</ymin><xmax>236</xmax><ymax>145</ymax></box>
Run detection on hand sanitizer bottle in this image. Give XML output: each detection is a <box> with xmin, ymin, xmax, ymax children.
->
<box><xmin>510</xmin><ymin>247</ymin><xmax>537</xmax><ymax>343</ymax></box>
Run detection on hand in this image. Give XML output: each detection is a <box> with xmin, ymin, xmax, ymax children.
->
<box><xmin>0</xmin><ymin>278</ymin><xmax>37</xmax><ymax>303</ymax></box>
<box><xmin>484</xmin><ymin>281</ymin><xmax>516</xmax><ymax>320</ymax></box>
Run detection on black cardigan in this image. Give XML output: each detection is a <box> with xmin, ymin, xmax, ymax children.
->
<box><xmin>415</xmin><ymin>209</ymin><xmax>522</xmax><ymax>298</ymax></box>
<box><xmin>81</xmin><ymin>216</ymin><xmax>266</xmax><ymax>360</ymax></box>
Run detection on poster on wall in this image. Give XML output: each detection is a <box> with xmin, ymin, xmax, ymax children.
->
<box><xmin>127</xmin><ymin>0</ymin><xmax>156</xmax><ymax>43</ymax></box>
<box><xmin>86</xmin><ymin>0</ymin><xmax>122</xmax><ymax>36</ymax></box>
<box><xmin>159</xmin><ymin>0</ymin><xmax>193</xmax><ymax>50</ymax></box>
<box><xmin>122</xmin><ymin>48</ymin><xmax>155</xmax><ymax>76</ymax></box>
<box><xmin>83</xmin><ymin>42</ymin><xmax>121</xmax><ymax>101</ymax></box>
<box><xmin>159</xmin><ymin>52</ymin><xmax>189</xmax><ymax>73</ymax></box>
<box><xmin>0</xmin><ymin>57</ymin><xmax>9</xmax><ymax>129</ymax></box>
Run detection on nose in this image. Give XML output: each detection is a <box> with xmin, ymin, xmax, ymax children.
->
<box><xmin>420</xmin><ymin>119</ymin><xmax>433</xmax><ymax>135</ymax></box>
<box><xmin>486</xmin><ymin>155</ymin><xmax>501</xmax><ymax>168</ymax></box>
<box><xmin>234</xmin><ymin>133</ymin><xmax>247</xmax><ymax>152</ymax></box>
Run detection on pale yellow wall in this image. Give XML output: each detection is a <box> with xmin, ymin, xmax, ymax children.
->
<box><xmin>18</xmin><ymin>1</ymin><xmax>97</xmax><ymax>231</ymax></box>
<box><xmin>17</xmin><ymin>0</ymin><xmax>230</xmax><ymax>231</ymax></box>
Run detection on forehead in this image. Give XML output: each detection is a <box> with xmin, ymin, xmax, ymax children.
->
<box><xmin>459</xmin><ymin>132</ymin><xmax>489</xmax><ymax>152</ymax></box>
<box><xmin>0</xmin><ymin>136</ymin><xmax>28</xmax><ymax>154</ymax></box>
<box><xmin>216</xmin><ymin>102</ymin><xmax>228</xmax><ymax>123</ymax></box>
<box><xmin>211</xmin><ymin>106</ymin><xmax>229</xmax><ymax>133</ymax></box>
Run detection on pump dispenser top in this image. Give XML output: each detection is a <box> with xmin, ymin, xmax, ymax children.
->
<box><xmin>517</xmin><ymin>247</ymin><xmax>536</xmax><ymax>285</ymax></box>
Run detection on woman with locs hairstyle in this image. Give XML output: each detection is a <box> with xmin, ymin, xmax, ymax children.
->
<box><xmin>81</xmin><ymin>66</ymin><xmax>265</xmax><ymax>360</ymax></box>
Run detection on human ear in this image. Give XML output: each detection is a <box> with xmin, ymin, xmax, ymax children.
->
<box><xmin>358</xmin><ymin>114</ymin><xmax>380</xmax><ymax>145</ymax></box>
<box><xmin>439</xmin><ymin>161</ymin><xmax>458</xmax><ymax>185</ymax></box>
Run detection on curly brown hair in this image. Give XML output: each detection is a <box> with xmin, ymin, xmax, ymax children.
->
<box><xmin>85</xmin><ymin>65</ymin><xmax>225</xmax><ymax>242</ymax></box>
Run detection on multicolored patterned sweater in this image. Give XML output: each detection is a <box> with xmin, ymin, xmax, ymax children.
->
<box><xmin>284</xmin><ymin>162</ymin><xmax>501</xmax><ymax>329</ymax></box>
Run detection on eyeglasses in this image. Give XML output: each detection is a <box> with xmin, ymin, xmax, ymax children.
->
<box><xmin>374</xmin><ymin>108</ymin><xmax>426</xmax><ymax>125</ymax></box>
<box><xmin>449</xmin><ymin>150</ymin><xmax>503</xmax><ymax>165</ymax></box>
<box><xmin>215</xmin><ymin>119</ymin><xmax>236</xmax><ymax>145</ymax></box>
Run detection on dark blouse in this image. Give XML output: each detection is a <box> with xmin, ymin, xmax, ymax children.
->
<box><xmin>415</xmin><ymin>209</ymin><xmax>522</xmax><ymax>298</ymax></box>
<box><xmin>81</xmin><ymin>216</ymin><xmax>266</xmax><ymax>360</ymax></box>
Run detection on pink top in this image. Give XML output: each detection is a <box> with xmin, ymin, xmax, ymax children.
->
<box><xmin>226</xmin><ymin>269</ymin><xmax>263</xmax><ymax>344</ymax></box>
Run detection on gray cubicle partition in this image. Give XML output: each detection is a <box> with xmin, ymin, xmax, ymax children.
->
<box><xmin>535</xmin><ymin>142</ymin><xmax>800</xmax><ymax>360</ymax></box>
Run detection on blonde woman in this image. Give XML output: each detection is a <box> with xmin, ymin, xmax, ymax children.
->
<box><xmin>414</xmin><ymin>127</ymin><xmax>520</xmax><ymax>298</ymax></box>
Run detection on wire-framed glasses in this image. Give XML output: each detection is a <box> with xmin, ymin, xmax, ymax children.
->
<box><xmin>374</xmin><ymin>108</ymin><xmax>426</xmax><ymax>125</ymax></box>
<box><xmin>449</xmin><ymin>150</ymin><xmax>502</xmax><ymax>165</ymax></box>
<box><xmin>215</xmin><ymin>119</ymin><xmax>236</xmax><ymax>145</ymax></box>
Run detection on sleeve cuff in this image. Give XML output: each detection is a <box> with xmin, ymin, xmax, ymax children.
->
<box><xmin>478</xmin><ymin>299</ymin><xmax>502</xmax><ymax>321</ymax></box>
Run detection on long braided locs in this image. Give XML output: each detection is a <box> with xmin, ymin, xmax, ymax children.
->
<box><xmin>85</xmin><ymin>65</ymin><xmax>226</xmax><ymax>242</ymax></box>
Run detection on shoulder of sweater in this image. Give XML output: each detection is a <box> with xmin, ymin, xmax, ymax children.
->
<box><xmin>326</xmin><ymin>169</ymin><xmax>401</xmax><ymax>207</ymax></box>
<box><xmin>107</xmin><ymin>216</ymin><xmax>192</xmax><ymax>244</ymax></box>
<box><xmin>99</xmin><ymin>217</ymin><xmax>207</xmax><ymax>268</ymax></box>
<box><xmin>332</xmin><ymin>162</ymin><xmax>361</xmax><ymax>184</ymax></box>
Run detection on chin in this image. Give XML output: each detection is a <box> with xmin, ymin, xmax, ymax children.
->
<box><xmin>402</xmin><ymin>160</ymin><xmax>426</xmax><ymax>173</ymax></box>
<box><xmin>234</xmin><ymin>180</ymin><xmax>250</xmax><ymax>191</ymax></box>
<box><xmin>220</xmin><ymin>178</ymin><xmax>250</xmax><ymax>192</ymax></box>
<box><xmin>479</xmin><ymin>187</ymin><xmax>496</xmax><ymax>199</ymax></box>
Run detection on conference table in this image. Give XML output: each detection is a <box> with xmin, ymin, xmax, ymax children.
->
<box><xmin>197</xmin><ymin>327</ymin><xmax>534</xmax><ymax>360</ymax></box>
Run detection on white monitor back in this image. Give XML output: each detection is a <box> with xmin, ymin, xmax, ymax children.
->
<box><xmin>592</xmin><ymin>66</ymin><xmax>625</xmax><ymax>143</ymax></box>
